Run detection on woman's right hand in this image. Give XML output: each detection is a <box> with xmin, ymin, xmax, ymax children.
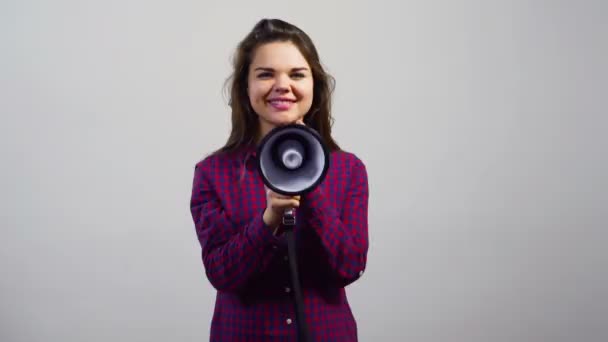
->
<box><xmin>262</xmin><ymin>187</ymin><xmax>300</xmax><ymax>228</ymax></box>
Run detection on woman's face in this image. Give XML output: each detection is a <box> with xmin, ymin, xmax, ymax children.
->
<box><xmin>247</xmin><ymin>41</ymin><xmax>314</xmax><ymax>137</ymax></box>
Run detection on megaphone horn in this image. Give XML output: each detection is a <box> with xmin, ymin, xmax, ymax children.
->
<box><xmin>257</xmin><ymin>123</ymin><xmax>330</xmax><ymax>197</ymax></box>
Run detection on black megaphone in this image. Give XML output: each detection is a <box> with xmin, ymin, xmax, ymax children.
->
<box><xmin>257</xmin><ymin>123</ymin><xmax>330</xmax><ymax>197</ymax></box>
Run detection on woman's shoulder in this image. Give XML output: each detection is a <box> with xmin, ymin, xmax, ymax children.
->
<box><xmin>330</xmin><ymin>149</ymin><xmax>368</xmax><ymax>180</ymax></box>
<box><xmin>194</xmin><ymin>146</ymin><xmax>246</xmax><ymax>172</ymax></box>
<box><xmin>331</xmin><ymin>149</ymin><xmax>366</xmax><ymax>168</ymax></box>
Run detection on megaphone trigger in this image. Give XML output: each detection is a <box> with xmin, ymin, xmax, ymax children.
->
<box><xmin>283</xmin><ymin>208</ymin><xmax>296</xmax><ymax>226</ymax></box>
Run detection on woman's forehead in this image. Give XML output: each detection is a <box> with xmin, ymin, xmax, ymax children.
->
<box><xmin>250</xmin><ymin>42</ymin><xmax>310</xmax><ymax>69</ymax></box>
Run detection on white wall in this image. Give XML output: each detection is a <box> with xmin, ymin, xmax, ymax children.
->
<box><xmin>1</xmin><ymin>1</ymin><xmax>606</xmax><ymax>341</ymax></box>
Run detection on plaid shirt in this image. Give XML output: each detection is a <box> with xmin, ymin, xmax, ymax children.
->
<box><xmin>190</xmin><ymin>142</ymin><xmax>369</xmax><ymax>341</ymax></box>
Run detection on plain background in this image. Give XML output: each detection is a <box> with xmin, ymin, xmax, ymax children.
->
<box><xmin>1</xmin><ymin>0</ymin><xmax>607</xmax><ymax>341</ymax></box>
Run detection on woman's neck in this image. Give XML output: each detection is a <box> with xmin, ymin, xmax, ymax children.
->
<box><xmin>255</xmin><ymin>120</ymin><xmax>276</xmax><ymax>145</ymax></box>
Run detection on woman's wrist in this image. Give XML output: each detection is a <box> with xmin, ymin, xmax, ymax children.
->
<box><xmin>263</xmin><ymin>208</ymin><xmax>279</xmax><ymax>228</ymax></box>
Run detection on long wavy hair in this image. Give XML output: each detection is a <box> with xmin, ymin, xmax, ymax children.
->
<box><xmin>214</xmin><ymin>18</ymin><xmax>340</xmax><ymax>155</ymax></box>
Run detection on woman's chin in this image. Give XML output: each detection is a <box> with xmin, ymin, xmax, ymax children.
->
<box><xmin>259</xmin><ymin>112</ymin><xmax>304</xmax><ymax>130</ymax></box>
<box><xmin>269</xmin><ymin>115</ymin><xmax>299</xmax><ymax>126</ymax></box>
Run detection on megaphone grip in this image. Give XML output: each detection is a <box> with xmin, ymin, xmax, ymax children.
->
<box><xmin>282</xmin><ymin>208</ymin><xmax>296</xmax><ymax>226</ymax></box>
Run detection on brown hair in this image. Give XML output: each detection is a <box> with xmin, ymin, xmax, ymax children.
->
<box><xmin>215</xmin><ymin>18</ymin><xmax>340</xmax><ymax>154</ymax></box>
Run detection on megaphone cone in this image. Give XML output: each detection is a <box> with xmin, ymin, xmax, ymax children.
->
<box><xmin>257</xmin><ymin>124</ymin><xmax>330</xmax><ymax>196</ymax></box>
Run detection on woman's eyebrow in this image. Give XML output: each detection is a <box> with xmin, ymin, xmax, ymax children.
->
<box><xmin>254</xmin><ymin>67</ymin><xmax>309</xmax><ymax>72</ymax></box>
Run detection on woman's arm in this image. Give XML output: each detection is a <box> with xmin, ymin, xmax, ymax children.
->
<box><xmin>304</xmin><ymin>157</ymin><xmax>369</xmax><ymax>288</ymax></box>
<box><xmin>190</xmin><ymin>162</ymin><xmax>281</xmax><ymax>292</ymax></box>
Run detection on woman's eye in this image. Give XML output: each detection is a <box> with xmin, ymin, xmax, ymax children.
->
<box><xmin>256</xmin><ymin>72</ymin><xmax>305</xmax><ymax>79</ymax></box>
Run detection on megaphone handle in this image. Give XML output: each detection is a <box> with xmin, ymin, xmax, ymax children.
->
<box><xmin>282</xmin><ymin>208</ymin><xmax>296</xmax><ymax>226</ymax></box>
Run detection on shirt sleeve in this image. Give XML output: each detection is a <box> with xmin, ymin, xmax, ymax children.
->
<box><xmin>190</xmin><ymin>162</ymin><xmax>281</xmax><ymax>292</ymax></box>
<box><xmin>303</xmin><ymin>157</ymin><xmax>369</xmax><ymax>288</ymax></box>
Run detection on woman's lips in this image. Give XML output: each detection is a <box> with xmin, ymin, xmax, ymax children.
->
<box><xmin>268</xmin><ymin>100</ymin><xmax>295</xmax><ymax>110</ymax></box>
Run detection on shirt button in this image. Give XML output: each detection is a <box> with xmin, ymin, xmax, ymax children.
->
<box><xmin>286</xmin><ymin>318</ymin><xmax>292</xmax><ymax>325</ymax></box>
<box><xmin>359</xmin><ymin>270</ymin><xmax>364</xmax><ymax>276</ymax></box>
<box><xmin>285</xmin><ymin>287</ymin><xmax>291</xmax><ymax>293</ymax></box>
<box><xmin>284</xmin><ymin>255</ymin><xmax>288</xmax><ymax>261</ymax></box>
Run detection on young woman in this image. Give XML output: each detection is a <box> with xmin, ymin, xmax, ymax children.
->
<box><xmin>190</xmin><ymin>18</ymin><xmax>369</xmax><ymax>341</ymax></box>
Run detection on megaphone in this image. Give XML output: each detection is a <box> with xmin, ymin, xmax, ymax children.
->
<box><xmin>257</xmin><ymin>123</ymin><xmax>330</xmax><ymax>197</ymax></box>
<box><xmin>257</xmin><ymin>123</ymin><xmax>328</xmax><ymax>342</ymax></box>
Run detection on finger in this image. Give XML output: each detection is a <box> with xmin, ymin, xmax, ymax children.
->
<box><xmin>272</xmin><ymin>198</ymin><xmax>300</xmax><ymax>208</ymax></box>
<box><xmin>268</xmin><ymin>191</ymin><xmax>296</xmax><ymax>200</ymax></box>
<box><xmin>272</xmin><ymin>192</ymin><xmax>300</xmax><ymax>200</ymax></box>
<box><xmin>266</xmin><ymin>189</ymin><xmax>282</xmax><ymax>198</ymax></box>
<box><xmin>268</xmin><ymin>192</ymin><xmax>287</xmax><ymax>200</ymax></box>
<box><xmin>274</xmin><ymin>198</ymin><xmax>300</xmax><ymax>206</ymax></box>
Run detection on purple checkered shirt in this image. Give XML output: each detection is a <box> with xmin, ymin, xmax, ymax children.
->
<box><xmin>190</xmin><ymin>142</ymin><xmax>369</xmax><ymax>341</ymax></box>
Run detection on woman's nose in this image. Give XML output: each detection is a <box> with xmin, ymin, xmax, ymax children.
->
<box><xmin>273</xmin><ymin>74</ymin><xmax>291</xmax><ymax>92</ymax></box>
